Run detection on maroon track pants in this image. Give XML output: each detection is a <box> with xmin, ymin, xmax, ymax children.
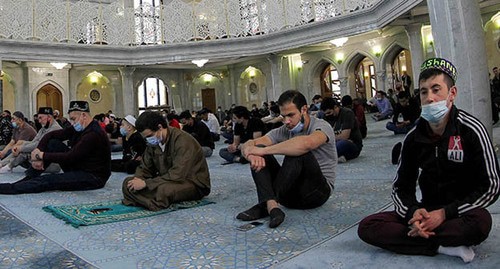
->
<box><xmin>357</xmin><ymin>208</ymin><xmax>492</xmax><ymax>256</ymax></box>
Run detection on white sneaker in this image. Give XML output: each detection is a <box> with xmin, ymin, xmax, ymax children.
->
<box><xmin>0</xmin><ymin>165</ymin><xmax>12</xmax><ymax>174</ymax></box>
<box><xmin>338</xmin><ymin>156</ymin><xmax>347</xmax><ymax>163</ymax></box>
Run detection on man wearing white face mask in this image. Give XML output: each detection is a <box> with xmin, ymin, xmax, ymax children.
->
<box><xmin>358</xmin><ymin>58</ymin><xmax>500</xmax><ymax>263</ymax></box>
<box><xmin>0</xmin><ymin>101</ymin><xmax>111</xmax><ymax>194</ymax></box>
<box><xmin>239</xmin><ymin>90</ymin><xmax>336</xmax><ymax>228</ymax></box>
<box><xmin>122</xmin><ymin>111</ymin><xmax>210</xmax><ymax>211</ymax></box>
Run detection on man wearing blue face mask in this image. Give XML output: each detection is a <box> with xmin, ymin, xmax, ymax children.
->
<box><xmin>239</xmin><ymin>90</ymin><xmax>337</xmax><ymax>228</ymax></box>
<box><xmin>358</xmin><ymin>58</ymin><xmax>500</xmax><ymax>263</ymax></box>
<box><xmin>0</xmin><ymin>111</ymin><xmax>36</xmax><ymax>161</ymax></box>
<box><xmin>110</xmin><ymin>115</ymin><xmax>146</xmax><ymax>174</ymax></box>
<box><xmin>121</xmin><ymin>111</ymin><xmax>210</xmax><ymax>211</ymax></box>
<box><xmin>0</xmin><ymin>101</ymin><xmax>111</xmax><ymax>194</ymax></box>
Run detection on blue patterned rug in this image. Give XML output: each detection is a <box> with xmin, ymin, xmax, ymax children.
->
<box><xmin>43</xmin><ymin>199</ymin><xmax>214</xmax><ymax>228</ymax></box>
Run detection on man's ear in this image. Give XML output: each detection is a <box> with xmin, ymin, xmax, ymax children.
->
<box><xmin>301</xmin><ymin>105</ymin><xmax>308</xmax><ymax>114</ymax></box>
<box><xmin>449</xmin><ymin>86</ymin><xmax>458</xmax><ymax>102</ymax></box>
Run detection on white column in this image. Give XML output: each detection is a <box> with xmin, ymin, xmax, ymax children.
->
<box><xmin>118</xmin><ymin>67</ymin><xmax>136</xmax><ymax>117</ymax></box>
<box><xmin>267</xmin><ymin>54</ymin><xmax>283</xmax><ymax>101</ymax></box>
<box><xmin>376</xmin><ymin>70</ymin><xmax>386</xmax><ymax>93</ymax></box>
<box><xmin>427</xmin><ymin>0</ymin><xmax>491</xmax><ymax>133</ymax></box>
<box><xmin>405</xmin><ymin>23</ymin><xmax>424</xmax><ymax>90</ymax></box>
<box><xmin>339</xmin><ymin>76</ymin><xmax>349</xmax><ymax>96</ymax></box>
<box><xmin>0</xmin><ymin>59</ymin><xmax>3</xmax><ymax>112</ymax></box>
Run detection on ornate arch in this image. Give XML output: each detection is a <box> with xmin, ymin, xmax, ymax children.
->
<box><xmin>380</xmin><ymin>41</ymin><xmax>408</xmax><ymax>69</ymax></box>
<box><xmin>31</xmin><ymin>80</ymin><xmax>66</xmax><ymax>117</ymax></box>
<box><xmin>345</xmin><ymin>50</ymin><xmax>374</xmax><ymax>73</ymax></box>
<box><xmin>344</xmin><ymin>51</ymin><xmax>375</xmax><ymax>99</ymax></box>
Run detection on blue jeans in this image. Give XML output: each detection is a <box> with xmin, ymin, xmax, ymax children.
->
<box><xmin>252</xmin><ymin>152</ymin><xmax>331</xmax><ymax>209</ymax></box>
<box><xmin>336</xmin><ymin>140</ymin><xmax>361</xmax><ymax>160</ymax></box>
<box><xmin>219</xmin><ymin>147</ymin><xmax>240</xmax><ymax>163</ymax></box>
<box><xmin>386</xmin><ymin>122</ymin><xmax>416</xmax><ymax>135</ymax></box>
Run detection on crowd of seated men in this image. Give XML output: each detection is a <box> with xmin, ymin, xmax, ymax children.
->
<box><xmin>2</xmin><ymin>58</ymin><xmax>498</xmax><ymax>264</ymax></box>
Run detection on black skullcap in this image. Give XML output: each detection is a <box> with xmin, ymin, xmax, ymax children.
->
<box><xmin>178</xmin><ymin>110</ymin><xmax>192</xmax><ymax>120</ymax></box>
<box><xmin>68</xmin><ymin>101</ymin><xmax>90</xmax><ymax>113</ymax></box>
<box><xmin>198</xmin><ymin>108</ymin><xmax>209</xmax><ymax>115</ymax></box>
<box><xmin>38</xmin><ymin>107</ymin><xmax>53</xmax><ymax>115</ymax></box>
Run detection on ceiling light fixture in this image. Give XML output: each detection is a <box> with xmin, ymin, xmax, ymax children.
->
<box><xmin>192</xmin><ymin>59</ymin><xmax>209</xmax><ymax>68</ymax></box>
<box><xmin>50</xmin><ymin>62</ymin><xmax>68</xmax><ymax>69</ymax></box>
<box><xmin>329</xmin><ymin>37</ymin><xmax>348</xmax><ymax>47</ymax></box>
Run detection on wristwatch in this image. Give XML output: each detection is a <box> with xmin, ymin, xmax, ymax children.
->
<box><xmin>35</xmin><ymin>153</ymin><xmax>42</xmax><ymax>160</ymax></box>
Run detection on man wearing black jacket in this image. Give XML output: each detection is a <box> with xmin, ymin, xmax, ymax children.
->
<box><xmin>0</xmin><ymin>101</ymin><xmax>111</xmax><ymax>194</ymax></box>
<box><xmin>358</xmin><ymin>58</ymin><xmax>500</xmax><ymax>263</ymax></box>
<box><xmin>386</xmin><ymin>91</ymin><xmax>421</xmax><ymax>134</ymax></box>
<box><xmin>179</xmin><ymin>110</ymin><xmax>214</xmax><ymax>157</ymax></box>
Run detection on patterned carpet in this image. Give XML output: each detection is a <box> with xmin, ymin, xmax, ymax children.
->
<box><xmin>0</xmin><ymin>168</ymin><xmax>393</xmax><ymax>268</ymax></box>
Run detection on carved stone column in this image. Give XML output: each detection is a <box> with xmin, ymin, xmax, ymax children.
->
<box><xmin>118</xmin><ymin>67</ymin><xmax>136</xmax><ymax>116</ymax></box>
<box><xmin>427</xmin><ymin>0</ymin><xmax>491</xmax><ymax>133</ymax></box>
<box><xmin>267</xmin><ymin>54</ymin><xmax>283</xmax><ymax>101</ymax></box>
<box><xmin>0</xmin><ymin>59</ymin><xmax>3</xmax><ymax>112</ymax></box>
<box><xmin>405</xmin><ymin>23</ymin><xmax>424</xmax><ymax>90</ymax></box>
<box><xmin>339</xmin><ymin>76</ymin><xmax>349</xmax><ymax>96</ymax></box>
<box><xmin>376</xmin><ymin>71</ymin><xmax>386</xmax><ymax>93</ymax></box>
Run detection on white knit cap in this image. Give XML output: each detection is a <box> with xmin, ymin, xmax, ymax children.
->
<box><xmin>124</xmin><ymin>115</ymin><xmax>136</xmax><ymax>127</ymax></box>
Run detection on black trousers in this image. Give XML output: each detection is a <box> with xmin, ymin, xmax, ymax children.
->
<box><xmin>111</xmin><ymin>159</ymin><xmax>140</xmax><ymax>174</ymax></box>
<box><xmin>252</xmin><ymin>152</ymin><xmax>331</xmax><ymax>209</ymax></box>
<box><xmin>0</xmin><ymin>138</ymin><xmax>104</xmax><ymax>194</ymax></box>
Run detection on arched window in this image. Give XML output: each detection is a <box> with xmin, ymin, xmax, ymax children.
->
<box><xmin>134</xmin><ymin>0</ymin><xmax>162</xmax><ymax>45</ymax></box>
<box><xmin>355</xmin><ymin>57</ymin><xmax>376</xmax><ymax>99</ymax></box>
<box><xmin>138</xmin><ymin>77</ymin><xmax>168</xmax><ymax>112</ymax></box>
<box><xmin>320</xmin><ymin>64</ymin><xmax>340</xmax><ymax>98</ymax></box>
<box><xmin>391</xmin><ymin>49</ymin><xmax>411</xmax><ymax>91</ymax></box>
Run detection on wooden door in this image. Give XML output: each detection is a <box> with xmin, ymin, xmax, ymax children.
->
<box><xmin>201</xmin><ymin>88</ymin><xmax>216</xmax><ymax>112</ymax></box>
<box><xmin>37</xmin><ymin>84</ymin><xmax>63</xmax><ymax>115</ymax></box>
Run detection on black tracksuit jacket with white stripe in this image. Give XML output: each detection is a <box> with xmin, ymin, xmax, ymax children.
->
<box><xmin>392</xmin><ymin>105</ymin><xmax>500</xmax><ymax>222</ymax></box>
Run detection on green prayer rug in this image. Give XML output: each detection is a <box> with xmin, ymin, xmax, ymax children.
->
<box><xmin>43</xmin><ymin>199</ymin><xmax>214</xmax><ymax>228</ymax></box>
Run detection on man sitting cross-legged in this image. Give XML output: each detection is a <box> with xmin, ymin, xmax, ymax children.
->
<box><xmin>0</xmin><ymin>107</ymin><xmax>61</xmax><ymax>174</ymax></box>
<box><xmin>358</xmin><ymin>58</ymin><xmax>500</xmax><ymax>263</ymax></box>
<box><xmin>0</xmin><ymin>101</ymin><xmax>111</xmax><ymax>194</ymax></box>
<box><xmin>122</xmin><ymin>111</ymin><xmax>211</xmax><ymax>211</ymax></box>
<box><xmin>237</xmin><ymin>90</ymin><xmax>336</xmax><ymax>228</ymax></box>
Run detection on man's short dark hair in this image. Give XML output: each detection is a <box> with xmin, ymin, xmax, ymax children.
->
<box><xmin>232</xmin><ymin>106</ymin><xmax>250</xmax><ymax>119</ymax></box>
<box><xmin>178</xmin><ymin>110</ymin><xmax>193</xmax><ymax>120</ymax></box>
<box><xmin>135</xmin><ymin>111</ymin><xmax>168</xmax><ymax>132</ymax></box>
<box><xmin>320</xmin><ymin>97</ymin><xmax>340</xmax><ymax>111</ymax></box>
<box><xmin>270</xmin><ymin>104</ymin><xmax>280</xmax><ymax>114</ymax></box>
<box><xmin>341</xmin><ymin>95</ymin><xmax>353</xmax><ymax>107</ymax></box>
<box><xmin>397</xmin><ymin>91</ymin><xmax>410</xmax><ymax>99</ymax></box>
<box><xmin>3</xmin><ymin>110</ymin><xmax>11</xmax><ymax>115</ymax></box>
<box><xmin>277</xmin><ymin>90</ymin><xmax>307</xmax><ymax>110</ymax></box>
<box><xmin>312</xmin><ymin>94</ymin><xmax>322</xmax><ymax>101</ymax></box>
<box><xmin>376</xmin><ymin>91</ymin><xmax>387</xmax><ymax>97</ymax></box>
<box><xmin>419</xmin><ymin>69</ymin><xmax>455</xmax><ymax>88</ymax></box>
